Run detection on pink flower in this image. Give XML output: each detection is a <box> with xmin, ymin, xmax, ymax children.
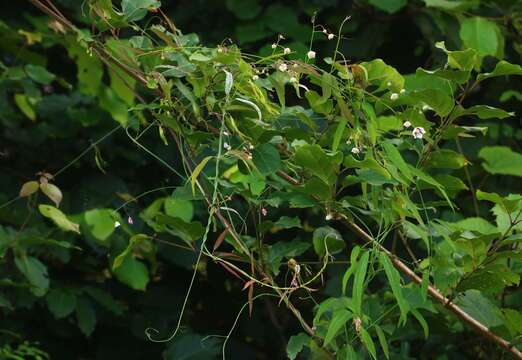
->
<box><xmin>412</xmin><ymin>127</ymin><xmax>426</xmax><ymax>140</ymax></box>
<box><xmin>127</xmin><ymin>216</ymin><xmax>134</xmax><ymax>225</ymax></box>
<box><xmin>261</xmin><ymin>208</ymin><xmax>268</xmax><ymax>216</ymax></box>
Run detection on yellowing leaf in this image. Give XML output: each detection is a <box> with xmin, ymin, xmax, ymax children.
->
<box><xmin>39</xmin><ymin>205</ymin><xmax>80</xmax><ymax>234</ymax></box>
<box><xmin>19</xmin><ymin>181</ymin><xmax>39</xmax><ymax>197</ymax></box>
<box><xmin>40</xmin><ymin>182</ymin><xmax>63</xmax><ymax>207</ymax></box>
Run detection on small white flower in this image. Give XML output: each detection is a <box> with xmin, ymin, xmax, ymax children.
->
<box><xmin>284</xmin><ymin>47</ymin><xmax>291</xmax><ymax>55</ymax></box>
<box><xmin>322</xmin><ymin>29</ymin><xmax>328</xmax><ymax>34</ymax></box>
<box><xmin>418</xmin><ymin>110</ymin><xmax>423</xmax><ymax>115</ymax></box>
<box><xmin>328</xmin><ymin>33</ymin><xmax>334</xmax><ymax>40</ymax></box>
<box><xmin>325</xmin><ymin>213</ymin><xmax>333</xmax><ymax>221</ymax></box>
<box><xmin>289</xmin><ymin>76</ymin><xmax>297</xmax><ymax>83</ymax></box>
<box><xmin>278</xmin><ymin>34</ymin><xmax>285</xmax><ymax>40</ymax></box>
<box><xmin>351</xmin><ymin>147</ymin><xmax>361</xmax><ymax>154</ymax></box>
<box><xmin>223</xmin><ymin>130</ymin><xmax>229</xmax><ymax>136</ymax></box>
<box><xmin>278</xmin><ymin>63</ymin><xmax>288</xmax><ymax>72</ymax></box>
<box><xmin>400</xmin><ymin>89</ymin><xmax>406</xmax><ymax>94</ymax></box>
<box><xmin>271</xmin><ymin>43</ymin><xmax>277</xmax><ymax>49</ymax></box>
<box><xmin>224</xmin><ymin>142</ymin><xmax>231</xmax><ymax>150</ymax></box>
<box><xmin>114</xmin><ymin>221</ymin><xmax>121</xmax><ymax>228</ymax></box>
<box><xmin>412</xmin><ymin>127</ymin><xmax>426</xmax><ymax>140</ymax></box>
<box><xmin>386</xmin><ymin>81</ymin><xmax>392</xmax><ymax>87</ymax></box>
<box><xmin>217</xmin><ymin>47</ymin><xmax>223</xmax><ymax>53</ymax></box>
<box><xmin>422</xmin><ymin>104</ymin><xmax>431</xmax><ymax>112</ymax></box>
<box><xmin>307</xmin><ymin>50</ymin><xmax>316</xmax><ymax>59</ymax></box>
<box><xmin>390</xmin><ymin>93</ymin><xmax>399</xmax><ymax>101</ymax></box>
<box><xmin>249</xmin><ymin>144</ymin><xmax>254</xmax><ymax>150</ymax></box>
<box><xmin>252</xmin><ymin>75</ymin><xmax>259</xmax><ymax>81</ymax></box>
<box><xmin>403</xmin><ymin>120</ymin><xmax>411</xmax><ymax>128</ymax></box>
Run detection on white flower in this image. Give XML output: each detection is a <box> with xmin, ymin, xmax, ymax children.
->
<box><xmin>328</xmin><ymin>33</ymin><xmax>334</xmax><ymax>40</ymax></box>
<box><xmin>322</xmin><ymin>29</ymin><xmax>328</xmax><ymax>34</ymax></box>
<box><xmin>252</xmin><ymin>75</ymin><xmax>259</xmax><ymax>81</ymax></box>
<box><xmin>223</xmin><ymin>142</ymin><xmax>231</xmax><ymax>150</ymax></box>
<box><xmin>278</xmin><ymin>63</ymin><xmax>288</xmax><ymax>72</ymax></box>
<box><xmin>307</xmin><ymin>50</ymin><xmax>316</xmax><ymax>59</ymax></box>
<box><xmin>400</xmin><ymin>89</ymin><xmax>406</xmax><ymax>94</ymax></box>
<box><xmin>403</xmin><ymin>120</ymin><xmax>411</xmax><ymax>128</ymax></box>
<box><xmin>351</xmin><ymin>147</ymin><xmax>361</xmax><ymax>154</ymax></box>
<box><xmin>114</xmin><ymin>221</ymin><xmax>121</xmax><ymax>228</ymax></box>
<box><xmin>284</xmin><ymin>47</ymin><xmax>291</xmax><ymax>55</ymax></box>
<box><xmin>412</xmin><ymin>127</ymin><xmax>426</xmax><ymax>140</ymax></box>
<box><xmin>261</xmin><ymin>208</ymin><xmax>268</xmax><ymax>216</ymax></box>
<box><xmin>325</xmin><ymin>213</ymin><xmax>333</xmax><ymax>221</ymax></box>
<box><xmin>278</xmin><ymin>34</ymin><xmax>285</xmax><ymax>39</ymax></box>
<box><xmin>386</xmin><ymin>81</ymin><xmax>392</xmax><ymax>87</ymax></box>
<box><xmin>422</xmin><ymin>104</ymin><xmax>431</xmax><ymax>112</ymax></box>
<box><xmin>249</xmin><ymin>144</ymin><xmax>254</xmax><ymax>150</ymax></box>
<box><xmin>390</xmin><ymin>93</ymin><xmax>399</xmax><ymax>101</ymax></box>
<box><xmin>223</xmin><ymin>130</ymin><xmax>229</xmax><ymax>136</ymax></box>
<box><xmin>289</xmin><ymin>76</ymin><xmax>297</xmax><ymax>83</ymax></box>
<box><xmin>271</xmin><ymin>43</ymin><xmax>277</xmax><ymax>49</ymax></box>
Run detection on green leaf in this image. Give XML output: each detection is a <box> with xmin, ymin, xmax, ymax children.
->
<box><xmin>457</xmin><ymin>290</ymin><xmax>504</xmax><ymax>328</ymax></box>
<box><xmin>113</xmin><ymin>234</ymin><xmax>150</xmax><ymax>270</ymax></box>
<box><xmin>274</xmin><ymin>216</ymin><xmax>301</xmax><ymax>229</ymax></box>
<box><xmin>252</xmin><ymin>143</ymin><xmax>281</xmax><ymax>176</ymax></box>
<box><xmin>76</xmin><ymin>297</ymin><xmax>96</xmax><ymax>336</ymax></box>
<box><xmin>84</xmin><ymin>209</ymin><xmax>115</xmax><ymax>244</ymax></box>
<box><xmin>435</xmin><ymin>42</ymin><xmax>478</xmax><ymax>71</ymax></box>
<box><xmin>423</xmin><ymin>0</ymin><xmax>477</xmax><ymax>11</ymax></box>
<box><xmin>191</xmin><ymin>156</ymin><xmax>212</xmax><ymax>195</ymax></box>
<box><xmin>39</xmin><ymin>205</ymin><xmax>80</xmax><ymax>234</ymax></box>
<box><xmin>477</xmin><ymin>60</ymin><xmax>522</xmax><ymax>82</ymax></box>
<box><xmin>379</xmin><ymin>253</ymin><xmax>409</xmax><ymax>325</ymax></box>
<box><xmin>14</xmin><ymin>255</ymin><xmax>49</xmax><ymax>297</ymax></box>
<box><xmin>121</xmin><ymin>0</ymin><xmax>160</xmax><ymax>21</ymax></box>
<box><xmin>342</xmin><ymin>246</ymin><xmax>361</xmax><ymax>294</ymax></box>
<box><xmin>267</xmin><ymin>239</ymin><xmax>310</xmax><ymax>275</ymax></box>
<box><xmin>155</xmin><ymin>215</ymin><xmax>205</xmax><ymax>244</ymax></box>
<box><xmin>67</xmin><ymin>40</ymin><xmax>103</xmax><ymax>96</ymax></box>
<box><xmin>360</xmin><ymin>327</ymin><xmax>377</xmax><ymax>360</ymax></box>
<box><xmin>367</xmin><ymin>0</ymin><xmax>407</xmax><ymax>14</ymax></box>
<box><xmin>452</xmin><ymin>105</ymin><xmax>514</xmax><ymax>120</ymax></box>
<box><xmin>324</xmin><ymin>309</ymin><xmax>353</xmax><ymax>346</ymax></box>
<box><xmin>410</xmin><ymin>89</ymin><xmax>454</xmax><ymax>116</ymax></box>
<box><xmin>352</xmin><ymin>251</ymin><xmax>369</xmax><ymax>315</ymax></box>
<box><xmin>460</xmin><ymin>17</ymin><xmax>503</xmax><ymax>60</ymax></box>
<box><xmin>479</xmin><ymin>146</ymin><xmax>522</xmax><ymax>177</ymax></box>
<box><xmin>344</xmin><ymin>155</ymin><xmax>391</xmax><ymax>180</ymax></box>
<box><xmin>382</xmin><ymin>142</ymin><xmax>413</xmax><ymax>183</ymax></box>
<box><xmin>416</xmin><ymin>67</ymin><xmax>470</xmax><ymax>84</ymax></box>
<box><xmin>112</xmin><ymin>255</ymin><xmax>149</xmax><ymax>291</ymax></box>
<box><xmin>287</xmin><ymin>333</ymin><xmax>310</xmax><ymax>360</ymax></box>
<box><xmin>14</xmin><ymin>94</ymin><xmax>36</xmax><ymax>121</ymax></box>
<box><xmin>332</xmin><ymin>117</ymin><xmax>348</xmax><ymax>152</ymax></box>
<box><xmin>411</xmin><ymin>308</ymin><xmax>429</xmax><ymax>338</ymax></box>
<box><xmin>40</xmin><ymin>182</ymin><xmax>63</xmax><ymax>207</ymax></box>
<box><xmin>360</xmin><ymin>59</ymin><xmax>404</xmax><ymax>92</ymax></box>
<box><xmin>164</xmin><ymin>197</ymin><xmax>193</xmax><ymax>222</ymax></box>
<box><xmin>294</xmin><ymin>144</ymin><xmax>342</xmax><ymax>185</ymax></box>
<box><xmin>425</xmin><ymin>149</ymin><xmax>468</xmax><ymax>169</ymax></box>
<box><xmin>313</xmin><ymin>226</ymin><xmax>345</xmax><ymax>257</ymax></box>
<box><xmin>25</xmin><ymin>64</ymin><xmax>55</xmax><ymax>85</ymax></box>
<box><xmin>46</xmin><ymin>289</ymin><xmax>77</xmax><ymax>319</ymax></box>
<box><xmin>374</xmin><ymin>325</ymin><xmax>389</xmax><ymax>359</ymax></box>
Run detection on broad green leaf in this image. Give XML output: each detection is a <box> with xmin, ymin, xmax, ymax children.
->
<box><xmin>332</xmin><ymin>117</ymin><xmax>348</xmax><ymax>152</ymax></box>
<box><xmin>112</xmin><ymin>255</ymin><xmax>149</xmax><ymax>291</ymax></box>
<box><xmin>360</xmin><ymin>327</ymin><xmax>377</xmax><ymax>360</ymax></box>
<box><xmin>478</xmin><ymin>146</ymin><xmax>522</xmax><ymax>177</ymax></box>
<box><xmin>352</xmin><ymin>251</ymin><xmax>369</xmax><ymax>315</ymax></box>
<box><xmin>435</xmin><ymin>42</ymin><xmax>478</xmax><ymax>71</ymax></box>
<box><xmin>380</xmin><ymin>253</ymin><xmax>409</xmax><ymax>325</ymax></box>
<box><xmin>460</xmin><ymin>17</ymin><xmax>503</xmax><ymax>59</ymax></box>
<box><xmin>287</xmin><ymin>333</ymin><xmax>310</xmax><ymax>360</ymax></box>
<box><xmin>294</xmin><ymin>144</ymin><xmax>342</xmax><ymax>185</ymax></box>
<box><xmin>344</xmin><ymin>155</ymin><xmax>391</xmax><ymax>179</ymax></box>
<box><xmin>121</xmin><ymin>0</ymin><xmax>160</xmax><ymax>21</ymax></box>
<box><xmin>84</xmin><ymin>209</ymin><xmax>115</xmax><ymax>243</ymax></box>
<box><xmin>14</xmin><ymin>94</ymin><xmax>36</xmax><ymax>121</ymax></box>
<box><xmin>360</xmin><ymin>59</ymin><xmax>404</xmax><ymax>92</ymax></box>
<box><xmin>274</xmin><ymin>216</ymin><xmax>301</xmax><ymax>229</ymax></box>
<box><xmin>477</xmin><ymin>60</ymin><xmax>522</xmax><ymax>82</ymax></box>
<box><xmin>416</xmin><ymin>67</ymin><xmax>470</xmax><ymax>84</ymax></box>
<box><xmin>164</xmin><ymin>197</ymin><xmax>193</xmax><ymax>222</ymax></box>
<box><xmin>252</xmin><ymin>143</ymin><xmax>281</xmax><ymax>175</ymax></box>
<box><xmin>155</xmin><ymin>214</ymin><xmax>205</xmax><ymax>244</ymax></box>
<box><xmin>374</xmin><ymin>325</ymin><xmax>389</xmax><ymax>359</ymax></box>
<box><xmin>46</xmin><ymin>289</ymin><xmax>77</xmax><ymax>319</ymax></box>
<box><xmin>367</xmin><ymin>0</ymin><xmax>406</xmax><ymax>13</ymax></box>
<box><xmin>14</xmin><ymin>255</ymin><xmax>49</xmax><ymax>297</ymax></box>
<box><xmin>425</xmin><ymin>149</ymin><xmax>468</xmax><ymax>169</ymax></box>
<box><xmin>313</xmin><ymin>226</ymin><xmax>345</xmax><ymax>257</ymax></box>
<box><xmin>423</xmin><ymin>0</ymin><xmax>477</xmax><ymax>11</ymax></box>
<box><xmin>503</xmin><ymin>309</ymin><xmax>522</xmax><ymax>337</ymax></box>
<box><xmin>382</xmin><ymin>142</ymin><xmax>413</xmax><ymax>183</ymax></box>
<box><xmin>191</xmin><ymin>156</ymin><xmax>212</xmax><ymax>195</ymax></box>
<box><xmin>324</xmin><ymin>309</ymin><xmax>353</xmax><ymax>346</ymax></box>
<box><xmin>410</xmin><ymin>89</ymin><xmax>454</xmax><ymax>116</ymax></box>
<box><xmin>67</xmin><ymin>40</ymin><xmax>103</xmax><ymax>96</ymax></box>
<box><xmin>19</xmin><ymin>181</ymin><xmax>39</xmax><ymax>197</ymax></box>
<box><xmin>113</xmin><ymin>234</ymin><xmax>150</xmax><ymax>270</ymax></box>
<box><xmin>99</xmin><ymin>87</ymin><xmax>128</xmax><ymax>125</ymax></box>
<box><xmin>25</xmin><ymin>64</ymin><xmax>55</xmax><ymax>85</ymax></box>
<box><xmin>457</xmin><ymin>290</ymin><xmax>504</xmax><ymax>328</ymax></box>
<box><xmin>39</xmin><ymin>205</ymin><xmax>80</xmax><ymax>234</ymax></box>
<box><xmin>40</xmin><ymin>182</ymin><xmax>62</xmax><ymax>207</ymax></box>
<box><xmin>76</xmin><ymin>297</ymin><xmax>96</xmax><ymax>336</ymax></box>
<box><xmin>452</xmin><ymin>105</ymin><xmax>514</xmax><ymax>120</ymax></box>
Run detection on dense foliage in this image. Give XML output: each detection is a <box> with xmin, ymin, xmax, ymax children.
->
<box><xmin>1</xmin><ymin>0</ymin><xmax>522</xmax><ymax>359</ymax></box>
